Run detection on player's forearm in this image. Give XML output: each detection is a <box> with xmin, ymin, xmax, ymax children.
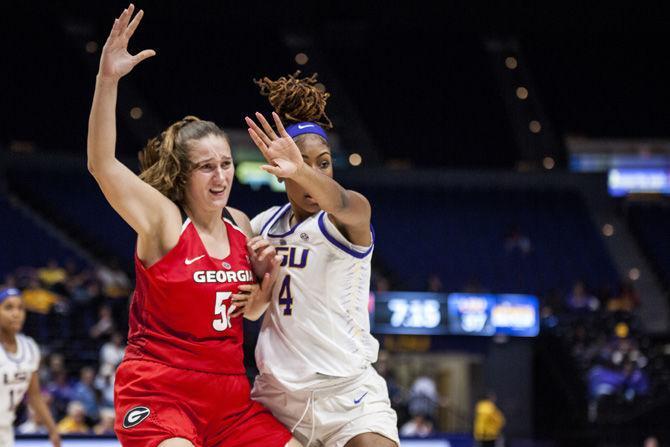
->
<box><xmin>291</xmin><ymin>164</ymin><xmax>370</xmax><ymax>226</ymax></box>
<box><xmin>87</xmin><ymin>75</ymin><xmax>121</xmax><ymax>174</ymax></box>
<box><xmin>28</xmin><ymin>394</ymin><xmax>58</xmax><ymax>434</ymax></box>
<box><xmin>244</xmin><ymin>298</ymin><xmax>271</xmax><ymax>321</ymax></box>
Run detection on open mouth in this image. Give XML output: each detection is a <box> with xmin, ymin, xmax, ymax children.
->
<box><xmin>209</xmin><ymin>188</ymin><xmax>226</xmax><ymax>197</ymax></box>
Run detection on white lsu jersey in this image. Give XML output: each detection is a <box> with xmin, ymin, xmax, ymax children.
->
<box><xmin>0</xmin><ymin>334</ymin><xmax>40</xmax><ymax>428</ymax></box>
<box><xmin>251</xmin><ymin>204</ymin><xmax>380</xmax><ymax>391</ymax></box>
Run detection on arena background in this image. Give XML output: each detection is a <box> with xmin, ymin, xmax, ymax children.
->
<box><xmin>2</xmin><ymin>1</ymin><xmax>670</xmax><ymax>446</ymax></box>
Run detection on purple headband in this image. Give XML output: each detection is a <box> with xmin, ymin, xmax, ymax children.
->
<box><xmin>0</xmin><ymin>288</ymin><xmax>21</xmax><ymax>304</ymax></box>
<box><xmin>285</xmin><ymin>122</ymin><xmax>328</xmax><ymax>142</ymax></box>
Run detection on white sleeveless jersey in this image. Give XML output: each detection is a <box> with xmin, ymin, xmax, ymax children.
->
<box><xmin>251</xmin><ymin>204</ymin><xmax>379</xmax><ymax>391</ymax></box>
<box><xmin>0</xmin><ymin>334</ymin><xmax>40</xmax><ymax>427</ymax></box>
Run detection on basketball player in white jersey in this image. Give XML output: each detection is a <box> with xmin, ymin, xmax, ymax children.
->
<box><xmin>244</xmin><ymin>73</ymin><xmax>399</xmax><ymax>447</ymax></box>
<box><xmin>0</xmin><ymin>287</ymin><xmax>60</xmax><ymax>446</ymax></box>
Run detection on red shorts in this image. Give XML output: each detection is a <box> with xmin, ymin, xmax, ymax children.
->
<box><xmin>114</xmin><ymin>359</ymin><xmax>292</xmax><ymax>447</ymax></box>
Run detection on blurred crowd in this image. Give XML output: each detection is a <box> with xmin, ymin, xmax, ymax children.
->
<box><xmin>3</xmin><ymin>259</ymin><xmax>130</xmax><ymax>434</ymax></box>
<box><xmin>541</xmin><ymin>280</ymin><xmax>655</xmax><ymax>421</ymax></box>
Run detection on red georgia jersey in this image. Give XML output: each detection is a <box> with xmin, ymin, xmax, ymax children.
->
<box><xmin>124</xmin><ymin>214</ymin><xmax>254</xmax><ymax>374</ymax></box>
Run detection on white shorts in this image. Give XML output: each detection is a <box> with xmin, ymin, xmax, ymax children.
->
<box><xmin>0</xmin><ymin>426</ymin><xmax>13</xmax><ymax>446</ymax></box>
<box><xmin>251</xmin><ymin>366</ymin><xmax>399</xmax><ymax>447</ymax></box>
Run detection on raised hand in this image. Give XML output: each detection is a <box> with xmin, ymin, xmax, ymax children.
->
<box><xmin>99</xmin><ymin>4</ymin><xmax>155</xmax><ymax>81</ymax></box>
<box><xmin>245</xmin><ymin>112</ymin><xmax>304</xmax><ymax>179</ymax></box>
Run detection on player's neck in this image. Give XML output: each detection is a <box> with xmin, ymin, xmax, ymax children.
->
<box><xmin>0</xmin><ymin>331</ymin><xmax>17</xmax><ymax>353</ymax></box>
<box><xmin>289</xmin><ymin>207</ymin><xmax>316</xmax><ymax>227</ymax></box>
<box><xmin>184</xmin><ymin>205</ymin><xmax>224</xmax><ymax>234</ymax></box>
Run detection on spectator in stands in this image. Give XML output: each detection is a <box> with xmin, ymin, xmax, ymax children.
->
<box><xmin>407</xmin><ymin>376</ymin><xmax>441</xmax><ymax>421</ymax></box>
<box><xmin>375</xmin><ymin>350</ymin><xmax>406</xmax><ymax>414</ymax></box>
<box><xmin>57</xmin><ymin>400</ymin><xmax>89</xmax><ymax>434</ymax></box>
<box><xmin>565</xmin><ymin>281</ymin><xmax>599</xmax><ymax>312</ymax></box>
<box><xmin>623</xmin><ymin>360</ymin><xmax>649</xmax><ymax>400</ymax></box>
<box><xmin>89</xmin><ymin>304</ymin><xmax>115</xmax><ymax>340</ymax></box>
<box><xmin>93</xmin><ymin>407</ymin><xmax>116</xmax><ymax>435</ymax></box>
<box><xmin>22</xmin><ymin>278</ymin><xmax>60</xmax><ymax>315</ymax></box>
<box><xmin>68</xmin><ymin>278</ymin><xmax>102</xmax><ymax>337</ymax></box>
<box><xmin>100</xmin><ymin>331</ymin><xmax>125</xmax><ymax>368</ymax></box>
<box><xmin>42</xmin><ymin>353</ymin><xmax>66</xmax><ymax>383</ymax></box>
<box><xmin>94</xmin><ymin>363</ymin><xmax>115</xmax><ymax>408</ymax></box>
<box><xmin>96</xmin><ymin>260</ymin><xmax>131</xmax><ymax>299</ymax></box>
<box><xmin>607</xmin><ymin>282</ymin><xmax>640</xmax><ymax>313</ymax></box>
<box><xmin>45</xmin><ymin>370</ymin><xmax>73</xmax><ymax>420</ymax></box>
<box><xmin>399</xmin><ymin>413</ymin><xmax>434</xmax><ymax>438</ymax></box>
<box><xmin>473</xmin><ymin>393</ymin><xmax>506</xmax><ymax>447</ymax></box>
<box><xmin>37</xmin><ymin>259</ymin><xmax>67</xmax><ymax>289</ymax></box>
<box><xmin>17</xmin><ymin>405</ymin><xmax>49</xmax><ymax>435</ymax></box>
<box><xmin>22</xmin><ymin>278</ymin><xmax>60</xmax><ymax>341</ymax></box>
<box><xmin>71</xmin><ymin>366</ymin><xmax>99</xmax><ymax>419</ymax></box>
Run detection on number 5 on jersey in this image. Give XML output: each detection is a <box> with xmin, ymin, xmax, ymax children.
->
<box><xmin>213</xmin><ymin>291</ymin><xmax>234</xmax><ymax>331</ymax></box>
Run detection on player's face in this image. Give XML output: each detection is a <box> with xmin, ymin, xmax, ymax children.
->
<box><xmin>185</xmin><ymin>135</ymin><xmax>234</xmax><ymax>212</ymax></box>
<box><xmin>0</xmin><ymin>297</ymin><xmax>26</xmax><ymax>334</ymax></box>
<box><xmin>286</xmin><ymin>135</ymin><xmax>333</xmax><ymax>214</ymax></box>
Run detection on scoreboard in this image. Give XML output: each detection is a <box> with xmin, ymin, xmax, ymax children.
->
<box><xmin>371</xmin><ymin>291</ymin><xmax>539</xmax><ymax>337</ymax></box>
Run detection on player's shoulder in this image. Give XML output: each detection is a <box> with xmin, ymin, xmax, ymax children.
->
<box><xmin>225</xmin><ymin>207</ymin><xmax>251</xmax><ymax>238</ymax></box>
<box><xmin>18</xmin><ymin>334</ymin><xmax>40</xmax><ymax>364</ymax></box>
<box><xmin>17</xmin><ymin>333</ymin><xmax>38</xmax><ymax>349</ymax></box>
<box><xmin>255</xmin><ymin>205</ymin><xmax>284</xmax><ymax>222</ymax></box>
<box><xmin>251</xmin><ymin>204</ymin><xmax>288</xmax><ymax>235</ymax></box>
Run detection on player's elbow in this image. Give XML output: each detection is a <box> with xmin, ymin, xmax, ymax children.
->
<box><xmin>87</xmin><ymin>159</ymin><xmax>97</xmax><ymax>176</ymax></box>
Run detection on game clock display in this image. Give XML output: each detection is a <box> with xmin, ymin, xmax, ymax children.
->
<box><xmin>371</xmin><ymin>292</ymin><xmax>539</xmax><ymax>337</ymax></box>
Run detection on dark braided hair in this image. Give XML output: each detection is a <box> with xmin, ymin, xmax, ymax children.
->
<box><xmin>254</xmin><ymin>71</ymin><xmax>333</xmax><ymax>129</ymax></box>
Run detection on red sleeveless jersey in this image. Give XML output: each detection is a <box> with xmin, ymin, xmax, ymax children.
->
<box><xmin>124</xmin><ymin>215</ymin><xmax>253</xmax><ymax>374</ymax></box>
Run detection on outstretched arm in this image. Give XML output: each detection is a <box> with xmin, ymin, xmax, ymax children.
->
<box><xmin>87</xmin><ymin>5</ymin><xmax>180</xmax><ymax>255</ymax></box>
<box><xmin>245</xmin><ymin>112</ymin><xmax>372</xmax><ymax>245</ymax></box>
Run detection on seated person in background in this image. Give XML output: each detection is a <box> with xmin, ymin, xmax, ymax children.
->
<box><xmin>89</xmin><ymin>305</ymin><xmax>115</xmax><ymax>339</ymax></box>
<box><xmin>57</xmin><ymin>401</ymin><xmax>89</xmax><ymax>434</ymax></box>
<box><xmin>22</xmin><ymin>279</ymin><xmax>60</xmax><ymax>315</ymax></box>
<box><xmin>400</xmin><ymin>414</ymin><xmax>434</xmax><ymax>438</ymax></box>
<box><xmin>17</xmin><ymin>406</ymin><xmax>49</xmax><ymax>435</ymax></box>
<box><xmin>93</xmin><ymin>407</ymin><xmax>116</xmax><ymax>435</ymax></box>
<box><xmin>37</xmin><ymin>260</ymin><xmax>67</xmax><ymax>289</ymax></box>
<box><xmin>607</xmin><ymin>282</ymin><xmax>640</xmax><ymax>313</ymax></box>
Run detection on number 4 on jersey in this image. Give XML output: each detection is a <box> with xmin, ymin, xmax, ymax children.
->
<box><xmin>279</xmin><ymin>275</ymin><xmax>293</xmax><ymax>316</ymax></box>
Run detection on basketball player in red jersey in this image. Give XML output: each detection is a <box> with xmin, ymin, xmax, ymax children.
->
<box><xmin>87</xmin><ymin>5</ymin><xmax>300</xmax><ymax>447</ymax></box>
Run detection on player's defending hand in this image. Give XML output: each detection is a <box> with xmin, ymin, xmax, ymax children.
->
<box><xmin>245</xmin><ymin>112</ymin><xmax>304</xmax><ymax>179</ymax></box>
<box><xmin>99</xmin><ymin>4</ymin><xmax>155</xmax><ymax>81</ymax></box>
<box><xmin>230</xmin><ymin>254</ymin><xmax>280</xmax><ymax>319</ymax></box>
<box><xmin>247</xmin><ymin>235</ymin><xmax>280</xmax><ymax>279</ymax></box>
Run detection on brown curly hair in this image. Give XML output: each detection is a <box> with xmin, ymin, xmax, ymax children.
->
<box><xmin>254</xmin><ymin>71</ymin><xmax>333</xmax><ymax>129</ymax></box>
<box><xmin>138</xmin><ymin>116</ymin><xmax>228</xmax><ymax>204</ymax></box>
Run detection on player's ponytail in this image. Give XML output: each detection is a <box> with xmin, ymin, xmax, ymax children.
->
<box><xmin>254</xmin><ymin>71</ymin><xmax>333</xmax><ymax>129</ymax></box>
<box><xmin>139</xmin><ymin>116</ymin><xmax>228</xmax><ymax>204</ymax></box>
